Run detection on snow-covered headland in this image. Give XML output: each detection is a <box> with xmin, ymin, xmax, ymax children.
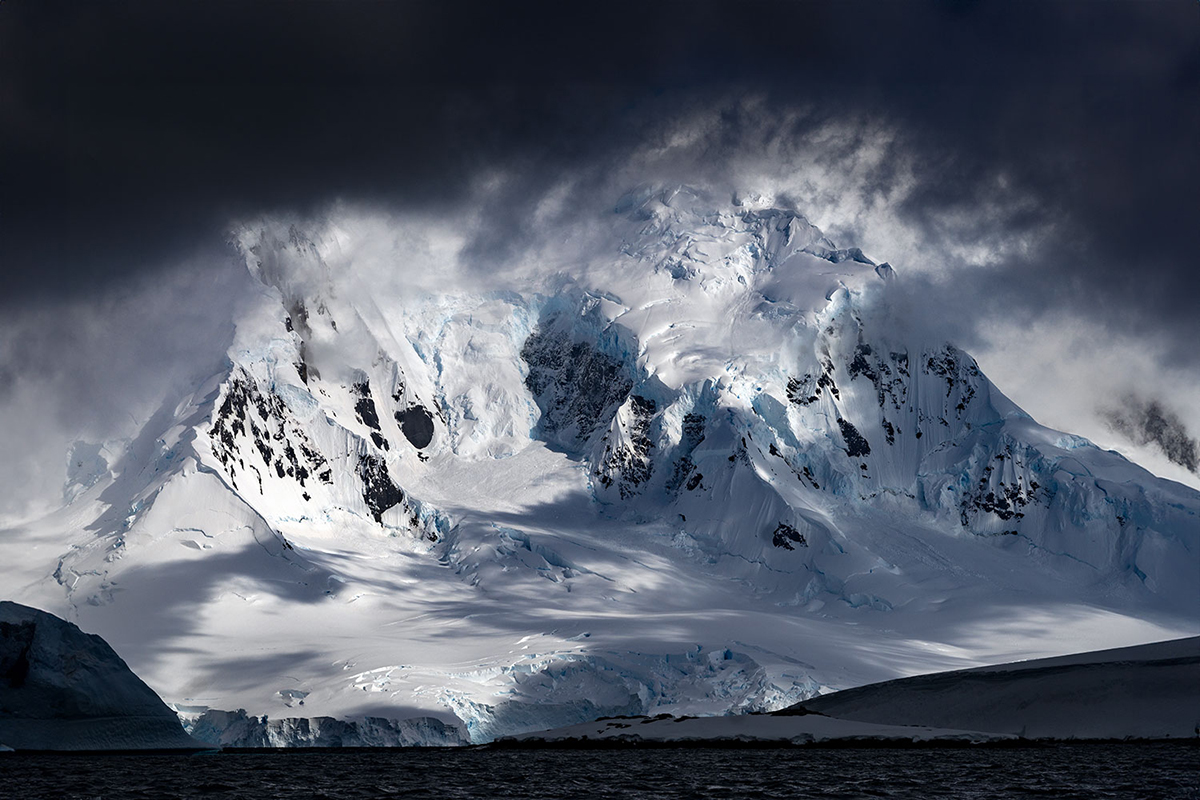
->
<box><xmin>0</xmin><ymin>601</ymin><xmax>204</xmax><ymax>751</ymax></box>
<box><xmin>798</xmin><ymin>635</ymin><xmax>1200</xmax><ymax>740</ymax></box>
<box><xmin>1</xmin><ymin>186</ymin><xmax>1196</xmax><ymax>745</ymax></box>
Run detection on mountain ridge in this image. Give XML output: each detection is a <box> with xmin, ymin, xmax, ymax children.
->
<box><xmin>2</xmin><ymin>186</ymin><xmax>1196</xmax><ymax>744</ymax></box>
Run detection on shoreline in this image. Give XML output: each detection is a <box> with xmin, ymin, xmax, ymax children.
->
<box><xmin>2</xmin><ymin>739</ymin><xmax>1197</xmax><ymax>756</ymax></box>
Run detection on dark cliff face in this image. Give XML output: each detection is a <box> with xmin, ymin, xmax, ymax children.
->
<box><xmin>0</xmin><ymin>601</ymin><xmax>203</xmax><ymax>750</ymax></box>
<box><xmin>209</xmin><ymin>372</ymin><xmax>331</xmax><ymax>497</ymax></box>
<box><xmin>397</xmin><ymin>406</ymin><xmax>435</xmax><ymax>449</ymax></box>
<box><xmin>595</xmin><ymin>394</ymin><xmax>658</xmax><ymax>500</ymax></box>
<box><xmin>357</xmin><ymin>453</ymin><xmax>405</xmax><ymax>524</ymax></box>
<box><xmin>521</xmin><ymin>321</ymin><xmax>634</xmax><ymax>453</ymax></box>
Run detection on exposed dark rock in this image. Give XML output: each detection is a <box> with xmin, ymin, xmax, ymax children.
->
<box><xmin>522</xmin><ymin>324</ymin><xmax>633</xmax><ymax>447</ymax></box>
<box><xmin>352</xmin><ymin>380</ymin><xmax>382</xmax><ymax>431</ymax></box>
<box><xmin>882</xmin><ymin>419</ymin><xmax>896</xmax><ymax>446</ymax></box>
<box><xmin>799</xmin><ymin>465</ymin><xmax>819</xmax><ymax>489</ymax></box>
<box><xmin>209</xmin><ymin>373</ymin><xmax>328</xmax><ymax>495</ymax></box>
<box><xmin>668</xmin><ymin>456</ymin><xmax>695</xmax><ymax>492</ymax></box>
<box><xmin>681</xmin><ymin>412</ymin><xmax>705</xmax><ymax>445</ymax></box>
<box><xmin>837</xmin><ymin>418</ymin><xmax>871</xmax><ymax>458</ymax></box>
<box><xmin>843</xmin><ymin>336</ymin><xmax>911</xmax><ymax>412</ymax></box>
<box><xmin>848</xmin><ymin>342</ymin><xmax>878</xmax><ymax>383</ymax></box>
<box><xmin>957</xmin><ymin>443</ymin><xmax>1050</xmax><ymax>529</ymax></box>
<box><xmin>357</xmin><ymin>453</ymin><xmax>404</xmax><ymax>523</ymax></box>
<box><xmin>924</xmin><ymin>346</ymin><xmax>979</xmax><ymax>410</ymax></box>
<box><xmin>771</xmin><ymin>523</ymin><xmax>807</xmax><ymax>550</ymax></box>
<box><xmin>396</xmin><ymin>406</ymin><xmax>435</xmax><ymax>449</ymax></box>
<box><xmin>816</xmin><ymin>358</ymin><xmax>840</xmax><ymax>400</ymax></box>
<box><xmin>595</xmin><ymin>394</ymin><xmax>657</xmax><ymax>499</ymax></box>
<box><xmin>285</xmin><ymin>301</ymin><xmax>319</xmax><ymax>383</ymax></box>
<box><xmin>287</xmin><ymin>300</ymin><xmax>311</xmax><ymax>339</ymax></box>
<box><xmin>786</xmin><ymin>375</ymin><xmax>818</xmax><ymax>406</ymax></box>
<box><xmin>667</xmin><ymin>412</ymin><xmax>707</xmax><ymax>493</ymax></box>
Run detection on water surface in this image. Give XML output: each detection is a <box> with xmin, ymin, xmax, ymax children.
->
<box><xmin>2</xmin><ymin>743</ymin><xmax>1196</xmax><ymax>799</ymax></box>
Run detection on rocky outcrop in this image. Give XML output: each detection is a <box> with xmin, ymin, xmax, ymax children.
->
<box><xmin>522</xmin><ymin>320</ymin><xmax>634</xmax><ymax>450</ymax></box>
<box><xmin>209</xmin><ymin>371</ymin><xmax>331</xmax><ymax>497</ymax></box>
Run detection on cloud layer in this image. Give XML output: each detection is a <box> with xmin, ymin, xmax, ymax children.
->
<box><xmin>4</xmin><ymin>2</ymin><xmax>1197</xmax><ymax>320</ymax></box>
<box><xmin>1</xmin><ymin>0</ymin><xmax>1197</xmax><ymax>505</ymax></box>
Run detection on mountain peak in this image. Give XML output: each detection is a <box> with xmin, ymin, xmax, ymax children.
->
<box><xmin>5</xmin><ymin>190</ymin><xmax>1196</xmax><ymax>746</ymax></box>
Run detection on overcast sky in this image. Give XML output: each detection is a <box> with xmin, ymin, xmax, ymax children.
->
<box><xmin>1</xmin><ymin>0</ymin><xmax>1198</xmax><ymax>515</ymax></box>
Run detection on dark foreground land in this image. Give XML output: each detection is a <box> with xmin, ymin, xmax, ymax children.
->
<box><xmin>1</xmin><ymin>742</ymin><xmax>1197</xmax><ymax>799</ymax></box>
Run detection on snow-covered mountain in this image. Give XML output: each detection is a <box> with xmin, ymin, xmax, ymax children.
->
<box><xmin>3</xmin><ymin>186</ymin><xmax>1197</xmax><ymax>744</ymax></box>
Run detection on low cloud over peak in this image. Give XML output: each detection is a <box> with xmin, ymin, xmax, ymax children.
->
<box><xmin>1105</xmin><ymin>396</ymin><xmax>1199</xmax><ymax>475</ymax></box>
<box><xmin>1</xmin><ymin>0</ymin><xmax>1198</xmax><ymax>499</ymax></box>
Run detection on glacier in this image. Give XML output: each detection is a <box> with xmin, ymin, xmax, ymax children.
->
<box><xmin>1</xmin><ymin>185</ymin><xmax>1196</xmax><ymax>744</ymax></box>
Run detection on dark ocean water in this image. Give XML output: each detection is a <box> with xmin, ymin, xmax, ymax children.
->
<box><xmin>1</xmin><ymin>744</ymin><xmax>1197</xmax><ymax>800</ymax></box>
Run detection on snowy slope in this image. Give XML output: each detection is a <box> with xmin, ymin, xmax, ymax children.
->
<box><xmin>505</xmin><ymin>637</ymin><xmax>1199</xmax><ymax>744</ymax></box>
<box><xmin>794</xmin><ymin>635</ymin><xmax>1200</xmax><ymax>740</ymax></box>
<box><xmin>1</xmin><ymin>186</ymin><xmax>1197</xmax><ymax>744</ymax></box>
<box><xmin>0</xmin><ymin>601</ymin><xmax>203</xmax><ymax>751</ymax></box>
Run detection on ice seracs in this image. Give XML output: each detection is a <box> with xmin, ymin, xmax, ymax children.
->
<box><xmin>1</xmin><ymin>185</ymin><xmax>1196</xmax><ymax>744</ymax></box>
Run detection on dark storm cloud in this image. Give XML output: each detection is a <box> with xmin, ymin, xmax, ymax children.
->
<box><xmin>2</xmin><ymin>0</ymin><xmax>1197</xmax><ymax>358</ymax></box>
<box><xmin>1105</xmin><ymin>395</ymin><xmax>1199</xmax><ymax>474</ymax></box>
